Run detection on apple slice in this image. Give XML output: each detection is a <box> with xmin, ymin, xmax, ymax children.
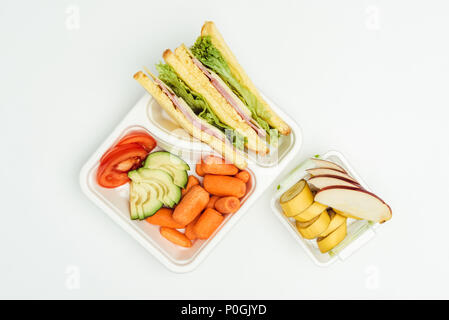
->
<box><xmin>310</xmin><ymin>158</ymin><xmax>347</xmax><ymax>173</ymax></box>
<box><xmin>308</xmin><ymin>174</ymin><xmax>361</xmax><ymax>190</ymax></box>
<box><xmin>315</xmin><ymin>186</ymin><xmax>392</xmax><ymax>223</ymax></box>
<box><xmin>306</xmin><ymin>168</ymin><xmax>358</xmax><ymax>184</ymax></box>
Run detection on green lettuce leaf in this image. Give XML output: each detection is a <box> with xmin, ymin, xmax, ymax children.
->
<box><xmin>190</xmin><ymin>36</ymin><xmax>272</xmax><ymax>134</ymax></box>
<box><xmin>156</xmin><ymin>63</ymin><xmax>245</xmax><ymax>147</ymax></box>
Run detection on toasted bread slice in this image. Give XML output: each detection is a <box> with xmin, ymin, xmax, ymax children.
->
<box><xmin>201</xmin><ymin>21</ymin><xmax>291</xmax><ymax>135</ymax></box>
<box><xmin>175</xmin><ymin>45</ymin><xmax>253</xmax><ymax>119</ymax></box>
<box><xmin>163</xmin><ymin>48</ymin><xmax>268</xmax><ymax>155</ymax></box>
<box><xmin>133</xmin><ymin>71</ymin><xmax>247</xmax><ymax>169</ymax></box>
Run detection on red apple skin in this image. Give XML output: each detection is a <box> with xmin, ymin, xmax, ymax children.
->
<box><xmin>308</xmin><ymin>174</ymin><xmax>362</xmax><ymax>189</ymax></box>
<box><xmin>310</xmin><ymin>158</ymin><xmax>348</xmax><ymax>174</ymax></box>
<box><xmin>316</xmin><ymin>186</ymin><xmax>392</xmax><ymax>223</ymax></box>
<box><xmin>306</xmin><ymin>168</ymin><xmax>359</xmax><ymax>184</ymax></box>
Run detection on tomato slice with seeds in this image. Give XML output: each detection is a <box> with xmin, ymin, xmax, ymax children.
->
<box><xmin>97</xmin><ymin>143</ymin><xmax>148</xmax><ymax>188</ymax></box>
<box><xmin>100</xmin><ymin>131</ymin><xmax>157</xmax><ymax>164</ymax></box>
<box><xmin>116</xmin><ymin>131</ymin><xmax>157</xmax><ymax>152</ymax></box>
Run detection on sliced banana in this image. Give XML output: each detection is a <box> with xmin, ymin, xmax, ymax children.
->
<box><xmin>294</xmin><ymin>202</ymin><xmax>328</xmax><ymax>222</ymax></box>
<box><xmin>296</xmin><ymin>211</ymin><xmax>331</xmax><ymax>239</ymax></box>
<box><xmin>334</xmin><ymin>209</ymin><xmax>362</xmax><ymax>220</ymax></box>
<box><xmin>319</xmin><ymin>210</ymin><xmax>347</xmax><ymax>237</ymax></box>
<box><xmin>280</xmin><ymin>180</ymin><xmax>314</xmax><ymax>217</ymax></box>
<box><xmin>317</xmin><ymin>222</ymin><xmax>347</xmax><ymax>253</ymax></box>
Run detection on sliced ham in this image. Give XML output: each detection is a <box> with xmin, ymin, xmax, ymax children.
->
<box><xmin>191</xmin><ymin>56</ymin><xmax>266</xmax><ymax>137</ymax></box>
<box><xmin>153</xmin><ymin>77</ymin><xmax>228</xmax><ymax>144</ymax></box>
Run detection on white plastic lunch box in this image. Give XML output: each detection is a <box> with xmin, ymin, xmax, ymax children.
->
<box><xmin>80</xmin><ymin>93</ymin><xmax>302</xmax><ymax>273</ymax></box>
<box><xmin>270</xmin><ymin>151</ymin><xmax>381</xmax><ymax>266</ymax></box>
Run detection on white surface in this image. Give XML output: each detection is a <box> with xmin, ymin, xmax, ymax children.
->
<box><xmin>1</xmin><ymin>0</ymin><xmax>448</xmax><ymax>299</ymax></box>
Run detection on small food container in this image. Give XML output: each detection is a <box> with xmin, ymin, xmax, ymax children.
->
<box><xmin>80</xmin><ymin>93</ymin><xmax>302</xmax><ymax>273</ymax></box>
<box><xmin>270</xmin><ymin>151</ymin><xmax>382</xmax><ymax>266</ymax></box>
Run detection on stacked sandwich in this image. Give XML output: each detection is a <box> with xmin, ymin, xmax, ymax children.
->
<box><xmin>134</xmin><ymin>21</ymin><xmax>291</xmax><ymax>169</ymax></box>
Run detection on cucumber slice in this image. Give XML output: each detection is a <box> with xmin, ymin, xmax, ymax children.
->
<box><xmin>129</xmin><ymin>170</ymin><xmax>174</xmax><ymax>207</ymax></box>
<box><xmin>130</xmin><ymin>182</ymin><xmax>163</xmax><ymax>220</ymax></box>
<box><xmin>128</xmin><ymin>170</ymin><xmax>142</xmax><ymax>181</ymax></box>
<box><xmin>139</xmin><ymin>183</ymin><xmax>163</xmax><ymax>217</ymax></box>
<box><xmin>130</xmin><ymin>168</ymin><xmax>181</xmax><ymax>207</ymax></box>
<box><xmin>143</xmin><ymin>152</ymin><xmax>189</xmax><ymax>188</ymax></box>
<box><xmin>146</xmin><ymin>181</ymin><xmax>174</xmax><ymax>208</ymax></box>
<box><xmin>144</xmin><ymin>151</ymin><xmax>190</xmax><ymax>171</ymax></box>
<box><xmin>142</xmin><ymin>196</ymin><xmax>163</xmax><ymax>218</ymax></box>
<box><xmin>129</xmin><ymin>183</ymin><xmax>139</xmax><ymax>220</ymax></box>
<box><xmin>133</xmin><ymin>182</ymin><xmax>148</xmax><ymax>220</ymax></box>
<box><xmin>128</xmin><ymin>162</ymin><xmax>183</xmax><ymax>217</ymax></box>
<box><xmin>159</xmin><ymin>164</ymin><xmax>188</xmax><ymax>188</ymax></box>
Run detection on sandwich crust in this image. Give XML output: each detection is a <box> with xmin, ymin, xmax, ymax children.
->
<box><xmin>133</xmin><ymin>71</ymin><xmax>247</xmax><ymax>169</ymax></box>
<box><xmin>201</xmin><ymin>21</ymin><xmax>291</xmax><ymax>135</ymax></box>
<box><xmin>163</xmin><ymin>47</ymin><xmax>268</xmax><ymax>155</ymax></box>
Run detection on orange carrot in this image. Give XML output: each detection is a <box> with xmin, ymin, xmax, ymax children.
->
<box><xmin>214</xmin><ymin>197</ymin><xmax>240</xmax><ymax>214</ymax></box>
<box><xmin>196</xmin><ymin>161</ymin><xmax>205</xmax><ymax>177</ymax></box>
<box><xmin>185</xmin><ymin>216</ymin><xmax>199</xmax><ymax>240</ymax></box>
<box><xmin>235</xmin><ymin>170</ymin><xmax>250</xmax><ymax>183</ymax></box>
<box><xmin>145</xmin><ymin>208</ymin><xmax>185</xmax><ymax>228</ymax></box>
<box><xmin>181</xmin><ymin>175</ymin><xmax>200</xmax><ymax>196</ymax></box>
<box><xmin>207</xmin><ymin>195</ymin><xmax>220</xmax><ymax>209</ymax></box>
<box><xmin>160</xmin><ymin>227</ymin><xmax>192</xmax><ymax>248</ymax></box>
<box><xmin>193</xmin><ymin>208</ymin><xmax>224</xmax><ymax>239</ymax></box>
<box><xmin>173</xmin><ymin>185</ymin><xmax>209</xmax><ymax>225</ymax></box>
<box><xmin>203</xmin><ymin>175</ymin><xmax>246</xmax><ymax>198</ymax></box>
<box><xmin>202</xmin><ymin>155</ymin><xmax>239</xmax><ymax>175</ymax></box>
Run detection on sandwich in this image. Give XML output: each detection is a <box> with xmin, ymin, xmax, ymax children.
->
<box><xmin>162</xmin><ymin>47</ymin><xmax>268</xmax><ymax>155</ymax></box>
<box><xmin>193</xmin><ymin>21</ymin><xmax>291</xmax><ymax>136</ymax></box>
<box><xmin>133</xmin><ymin>21</ymin><xmax>291</xmax><ymax>168</ymax></box>
<box><xmin>133</xmin><ymin>70</ymin><xmax>248</xmax><ymax>169</ymax></box>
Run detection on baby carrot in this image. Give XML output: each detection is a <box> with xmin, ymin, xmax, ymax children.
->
<box><xmin>196</xmin><ymin>160</ymin><xmax>205</xmax><ymax>177</ymax></box>
<box><xmin>235</xmin><ymin>170</ymin><xmax>250</xmax><ymax>183</ymax></box>
<box><xmin>173</xmin><ymin>185</ymin><xmax>209</xmax><ymax>225</ymax></box>
<box><xmin>202</xmin><ymin>155</ymin><xmax>239</xmax><ymax>175</ymax></box>
<box><xmin>203</xmin><ymin>175</ymin><xmax>247</xmax><ymax>198</ymax></box>
<box><xmin>214</xmin><ymin>197</ymin><xmax>240</xmax><ymax>214</ymax></box>
<box><xmin>145</xmin><ymin>208</ymin><xmax>185</xmax><ymax>228</ymax></box>
<box><xmin>193</xmin><ymin>208</ymin><xmax>224</xmax><ymax>239</ymax></box>
<box><xmin>207</xmin><ymin>195</ymin><xmax>220</xmax><ymax>209</ymax></box>
<box><xmin>160</xmin><ymin>227</ymin><xmax>192</xmax><ymax>248</ymax></box>
<box><xmin>184</xmin><ymin>216</ymin><xmax>199</xmax><ymax>240</ymax></box>
<box><xmin>182</xmin><ymin>175</ymin><xmax>200</xmax><ymax>196</ymax></box>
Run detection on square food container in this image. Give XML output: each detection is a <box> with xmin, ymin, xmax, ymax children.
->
<box><xmin>270</xmin><ymin>151</ymin><xmax>382</xmax><ymax>266</ymax></box>
<box><xmin>80</xmin><ymin>93</ymin><xmax>302</xmax><ymax>273</ymax></box>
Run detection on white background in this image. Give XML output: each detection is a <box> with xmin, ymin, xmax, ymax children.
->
<box><xmin>1</xmin><ymin>0</ymin><xmax>448</xmax><ymax>299</ymax></box>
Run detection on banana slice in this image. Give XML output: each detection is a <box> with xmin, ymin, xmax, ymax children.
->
<box><xmin>280</xmin><ymin>180</ymin><xmax>314</xmax><ymax>217</ymax></box>
<box><xmin>294</xmin><ymin>202</ymin><xmax>328</xmax><ymax>222</ymax></box>
<box><xmin>296</xmin><ymin>210</ymin><xmax>331</xmax><ymax>239</ymax></box>
<box><xmin>319</xmin><ymin>210</ymin><xmax>347</xmax><ymax>237</ymax></box>
<box><xmin>334</xmin><ymin>209</ymin><xmax>362</xmax><ymax>220</ymax></box>
<box><xmin>317</xmin><ymin>222</ymin><xmax>347</xmax><ymax>253</ymax></box>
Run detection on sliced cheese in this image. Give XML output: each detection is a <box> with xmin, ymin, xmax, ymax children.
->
<box><xmin>296</xmin><ymin>211</ymin><xmax>331</xmax><ymax>240</ymax></box>
<box><xmin>317</xmin><ymin>222</ymin><xmax>347</xmax><ymax>253</ymax></box>
<box><xmin>319</xmin><ymin>212</ymin><xmax>347</xmax><ymax>237</ymax></box>
<box><xmin>280</xmin><ymin>180</ymin><xmax>314</xmax><ymax>217</ymax></box>
<box><xmin>294</xmin><ymin>202</ymin><xmax>328</xmax><ymax>222</ymax></box>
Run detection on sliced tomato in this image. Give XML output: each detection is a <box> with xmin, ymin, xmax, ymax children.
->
<box><xmin>100</xmin><ymin>131</ymin><xmax>157</xmax><ymax>164</ymax></box>
<box><xmin>97</xmin><ymin>143</ymin><xmax>148</xmax><ymax>188</ymax></box>
<box><xmin>117</xmin><ymin>131</ymin><xmax>157</xmax><ymax>151</ymax></box>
